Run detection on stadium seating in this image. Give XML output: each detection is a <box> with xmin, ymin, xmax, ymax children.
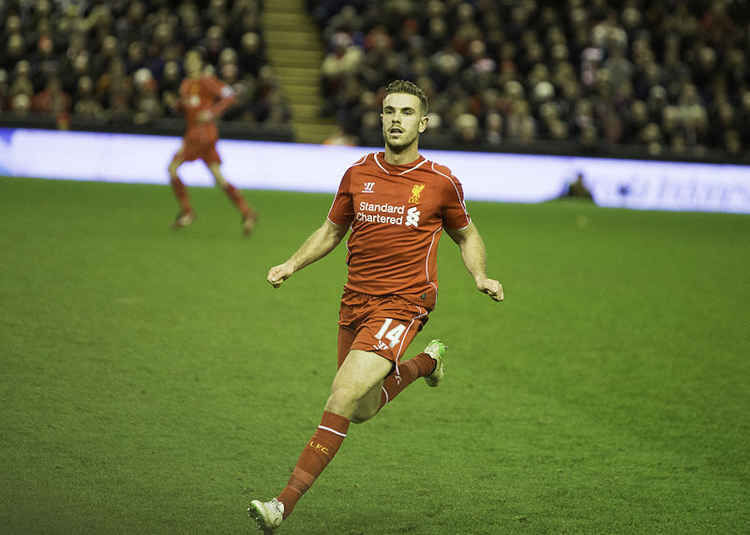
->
<box><xmin>0</xmin><ymin>0</ymin><xmax>293</xmax><ymax>140</ymax></box>
<box><xmin>308</xmin><ymin>0</ymin><xmax>750</xmax><ymax>159</ymax></box>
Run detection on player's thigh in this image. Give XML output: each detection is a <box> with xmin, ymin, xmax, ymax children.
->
<box><xmin>169</xmin><ymin>147</ymin><xmax>186</xmax><ymax>171</ymax></box>
<box><xmin>206</xmin><ymin>161</ymin><xmax>226</xmax><ymax>186</ymax></box>
<box><xmin>330</xmin><ymin>349</ymin><xmax>391</xmax><ymax>400</ymax></box>
<box><xmin>337</xmin><ymin>326</ymin><xmax>355</xmax><ymax>369</ymax></box>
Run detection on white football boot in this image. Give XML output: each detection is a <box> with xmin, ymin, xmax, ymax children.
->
<box><xmin>423</xmin><ymin>339</ymin><xmax>447</xmax><ymax>387</ymax></box>
<box><xmin>248</xmin><ymin>497</ymin><xmax>284</xmax><ymax>533</ymax></box>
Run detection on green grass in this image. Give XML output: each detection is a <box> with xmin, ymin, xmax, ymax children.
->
<box><xmin>1</xmin><ymin>176</ymin><xmax>748</xmax><ymax>534</ymax></box>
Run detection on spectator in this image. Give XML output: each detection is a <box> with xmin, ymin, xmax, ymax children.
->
<box><xmin>74</xmin><ymin>76</ymin><xmax>106</xmax><ymax>120</ymax></box>
<box><xmin>308</xmin><ymin>0</ymin><xmax>748</xmax><ymax>157</ymax></box>
<box><xmin>32</xmin><ymin>75</ymin><xmax>71</xmax><ymax>128</ymax></box>
<box><xmin>0</xmin><ymin>0</ymin><xmax>287</xmax><ymax>130</ymax></box>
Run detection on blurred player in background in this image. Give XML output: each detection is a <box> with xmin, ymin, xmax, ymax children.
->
<box><xmin>248</xmin><ymin>80</ymin><xmax>502</xmax><ymax>532</ymax></box>
<box><xmin>168</xmin><ymin>50</ymin><xmax>257</xmax><ymax>235</ymax></box>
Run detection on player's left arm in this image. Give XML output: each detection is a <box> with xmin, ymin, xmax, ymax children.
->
<box><xmin>445</xmin><ymin>222</ymin><xmax>503</xmax><ymax>302</ymax></box>
<box><xmin>199</xmin><ymin>81</ymin><xmax>236</xmax><ymax>122</ymax></box>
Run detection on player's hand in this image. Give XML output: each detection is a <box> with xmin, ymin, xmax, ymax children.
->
<box><xmin>267</xmin><ymin>262</ymin><xmax>294</xmax><ymax>288</ymax></box>
<box><xmin>196</xmin><ymin>110</ymin><xmax>214</xmax><ymax>123</ymax></box>
<box><xmin>476</xmin><ymin>277</ymin><xmax>503</xmax><ymax>302</ymax></box>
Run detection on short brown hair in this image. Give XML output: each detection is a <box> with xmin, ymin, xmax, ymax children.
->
<box><xmin>384</xmin><ymin>80</ymin><xmax>428</xmax><ymax>114</ymax></box>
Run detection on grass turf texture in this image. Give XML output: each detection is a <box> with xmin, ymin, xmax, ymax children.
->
<box><xmin>1</xmin><ymin>176</ymin><xmax>748</xmax><ymax>534</ymax></box>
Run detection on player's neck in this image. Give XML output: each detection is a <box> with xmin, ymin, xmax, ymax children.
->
<box><xmin>384</xmin><ymin>142</ymin><xmax>420</xmax><ymax>166</ymax></box>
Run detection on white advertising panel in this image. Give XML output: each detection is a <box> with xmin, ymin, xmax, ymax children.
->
<box><xmin>1</xmin><ymin>128</ymin><xmax>749</xmax><ymax>213</ymax></box>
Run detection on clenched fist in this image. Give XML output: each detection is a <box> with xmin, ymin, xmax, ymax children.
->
<box><xmin>476</xmin><ymin>277</ymin><xmax>503</xmax><ymax>302</ymax></box>
<box><xmin>267</xmin><ymin>262</ymin><xmax>294</xmax><ymax>288</ymax></box>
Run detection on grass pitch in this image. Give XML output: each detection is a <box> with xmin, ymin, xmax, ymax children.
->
<box><xmin>1</xmin><ymin>176</ymin><xmax>748</xmax><ymax>534</ymax></box>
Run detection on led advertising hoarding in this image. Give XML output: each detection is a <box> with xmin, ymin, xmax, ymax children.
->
<box><xmin>2</xmin><ymin>128</ymin><xmax>749</xmax><ymax>213</ymax></box>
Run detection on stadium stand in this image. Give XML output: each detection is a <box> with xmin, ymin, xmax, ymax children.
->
<box><xmin>2</xmin><ymin>0</ymin><xmax>749</xmax><ymax>162</ymax></box>
<box><xmin>0</xmin><ymin>0</ymin><xmax>294</xmax><ymax>141</ymax></box>
<box><xmin>308</xmin><ymin>0</ymin><xmax>750</xmax><ymax>161</ymax></box>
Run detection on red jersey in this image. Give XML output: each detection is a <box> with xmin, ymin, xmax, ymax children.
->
<box><xmin>328</xmin><ymin>152</ymin><xmax>471</xmax><ymax>309</ymax></box>
<box><xmin>178</xmin><ymin>75</ymin><xmax>235</xmax><ymax>142</ymax></box>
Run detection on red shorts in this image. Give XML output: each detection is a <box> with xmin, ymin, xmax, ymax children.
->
<box><xmin>337</xmin><ymin>289</ymin><xmax>430</xmax><ymax>368</ymax></box>
<box><xmin>180</xmin><ymin>129</ymin><xmax>221</xmax><ymax>164</ymax></box>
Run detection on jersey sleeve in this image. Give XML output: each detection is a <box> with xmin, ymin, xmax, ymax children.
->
<box><xmin>327</xmin><ymin>169</ymin><xmax>354</xmax><ymax>227</ymax></box>
<box><xmin>442</xmin><ymin>174</ymin><xmax>471</xmax><ymax>230</ymax></box>
<box><xmin>206</xmin><ymin>77</ymin><xmax>236</xmax><ymax>117</ymax></box>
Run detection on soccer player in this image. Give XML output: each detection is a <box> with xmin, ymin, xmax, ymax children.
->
<box><xmin>249</xmin><ymin>80</ymin><xmax>502</xmax><ymax>532</ymax></box>
<box><xmin>168</xmin><ymin>50</ymin><xmax>257</xmax><ymax>235</ymax></box>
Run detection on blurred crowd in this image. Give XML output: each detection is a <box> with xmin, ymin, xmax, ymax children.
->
<box><xmin>310</xmin><ymin>0</ymin><xmax>750</xmax><ymax>157</ymax></box>
<box><xmin>0</xmin><ymin>0</ymin><xmax>291</xmax><ymax>128</ymax></box>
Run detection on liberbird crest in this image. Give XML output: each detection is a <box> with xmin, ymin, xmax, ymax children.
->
<box><xmin>409</xmin><ymin>184</ymin><xmax>425</xmax><ymax>203</ymax></box>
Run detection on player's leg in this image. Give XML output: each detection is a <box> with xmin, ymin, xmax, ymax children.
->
<box><xmin>325</xmin><ymin>349</ymin><xmax>393</xmax><ymax>419</ymax></box>
<box><xmin>250</xmin><ymin>350</ymin><xmax>391</xmax><ymax>530</ymax></box>
<box><xmin>356</xmin><ymin>299</ymin><xmax>440</xmax><ymax>412</ymax></box>
<box><xmin>168</xmin><ymin>148</ymin><xmax>194</xmax><ymax>227</ymax></box>
<box><xmin>206</xmin><ymin>159</ymin><xmax>258</xmax><ymax>235</ymax></box>
<box><xmin>377</xmin><ymin>339</ymin><xmax>446</xmax><ymax>411</ymax></box>
<box><xmin>337</xmin><ymin>325</ymin><xmax>387</xmax><ymax>423</ymax></box>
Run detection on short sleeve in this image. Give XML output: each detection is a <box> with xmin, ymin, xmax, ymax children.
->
<box><xmin>442</xmin><ymin>174</ymin><xmax>471</xmax><ymax>230</ymax></box>
<box><xmin>327</xmin><ymin>169</ymin><xmax>354</xmax><ymax>226</ymax></box>
<box><xmin>205</xmin><ymin>76</ymin><xmax>231</xmax><ymax>97</ymax></box>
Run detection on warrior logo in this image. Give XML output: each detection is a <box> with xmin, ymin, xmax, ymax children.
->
<box><xmin>409</xmin><ymin>184</ymin><xmax>425</xmax><ymax>203</ymax></box>
<box><xmin>362</xmin><ymin>181</ymin><xmax>375</xmax><ymax>193</ymax></box>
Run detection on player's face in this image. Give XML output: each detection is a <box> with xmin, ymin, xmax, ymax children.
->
<box><xmin>381</xmin><ymin>93</ymin><xmax>428</xmax><ymax>151</ymax></box>
<box><xmin>184</xmin><ymin>53</ymin><xmax>202</xmax><ymax>77</ymax></box>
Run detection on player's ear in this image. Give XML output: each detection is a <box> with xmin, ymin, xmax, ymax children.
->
<box><xmin>418</xmin><ymin>114</ymin><xmax>429</xmax><ymax>134</ymax></box>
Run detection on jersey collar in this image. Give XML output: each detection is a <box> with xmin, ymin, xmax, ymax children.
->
<box><xmin>374</xmin><ymin>152</ymin><xmax>427</xmax><ymax>176</ymax></box>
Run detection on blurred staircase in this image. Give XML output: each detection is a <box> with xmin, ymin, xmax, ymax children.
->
<box><xmin>263</xmin><ymin>0</ymin><xmax>336</xmax><ymax>143</ymax></box>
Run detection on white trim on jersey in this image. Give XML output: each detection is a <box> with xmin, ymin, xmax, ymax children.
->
<box><xmin>425</xmin><ymin>227</ymin><xmax>440</xmax><ymax>282</ymax></box>
<box><xmin>395</xmin><ymin>306</ymin><xmax>429</xmax><ymax>360</ymax></box>
<box><xmin>374</xmin><ymin>152</ymin><xmax>428</xmax><ymax>176</ymax></box>
<box><xmin>327</xmin><ymin>154</ymin><xmax>369</xmax><ymax>222</ymax></box>
<box><xmin>373</xmin><ymin>152</ymin><xmax>389</xmax><ymax>174</ymax></box>
<box><xmin>430</xmin><ymin>161</ymin><xmax>471</xmax><ymax>223</ymax></box>
<box><xmin>398</xmin><ymin>158</ymin><xmax>427</xmax><ymax>175</ymax></box>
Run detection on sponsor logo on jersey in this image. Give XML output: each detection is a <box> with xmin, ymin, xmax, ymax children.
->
<box><xmin>405</xmin><ymin>206</ymin><xmax>421</xmax><ymax>227</ymax></box>
<box><xmin>409</xmin><ymin>184</ymin><xmax>425</xmax><ymax>203</ymax></box>
<box><xmin>356</xmin><ymin>200</ymin><xmax>420</xmax><ymax>227</ymax></box>
<box><xmin>362</xmin><ymin>181</ymin><xmax>375</xmax><ymax>193</ymax></box>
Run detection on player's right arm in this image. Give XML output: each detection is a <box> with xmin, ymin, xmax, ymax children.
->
<box><xmin>267</xmin><ymin>219</ymin><xmax>348</xmax><ymax>288</ymax></box>
<box><xmin>268</xmin><ymin>166</ymin><xmax>355</xmax><ymax>288</ymax></box>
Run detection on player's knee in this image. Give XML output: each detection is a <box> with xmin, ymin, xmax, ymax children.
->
<box><xmin>325</xmin><ymin>387</ymin><xmax>359</xmax><ymax>418</ymax></box>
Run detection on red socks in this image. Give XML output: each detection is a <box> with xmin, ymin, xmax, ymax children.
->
<box><xmin>171</xmin><ymin>176</ymin><xmax>253</xmax><ymax>220</ymax></box>
<box><xmin>222</xmin><ymin>182</ymin><xmax>251</xmax><ymax>219</ymax></box>
<box><xmin>169</xmin><ymin>175</ymin><xmax>192</xmax><ymax>214</ymax></box>
<box><xmin>277</xmin><ymin>411</ymin><xmax>350</xmax><ymax>518</ymax></box>
<box><xmin>379</xmin><ymin>353</ymin><xmax>435</xmax><ymax>410</ymax></box>
<box><xmin>275</xmin><ymin>355</ymin><xmax>434</xmax><ymax>521</ymax></box>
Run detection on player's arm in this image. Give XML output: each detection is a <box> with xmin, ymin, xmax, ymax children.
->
<box><xmin>207</xmin><ymin>84</ymin><xmax>236</xmax><ymax>120</ymax></box>
<box><xmin>267</xmin><ymin>219</ymin><xmax>348</xmax><ymax>288</ymax></box>
<box><xmin>445</xmin><ymin>222</ymin><xmax>503</xmax><ymax>302</ymax></box>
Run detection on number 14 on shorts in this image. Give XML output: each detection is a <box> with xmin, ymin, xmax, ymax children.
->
<box><xmin>374</xmin><ymin>318</ymin><xmax>406</xmax><ymax>349</ymax></box>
